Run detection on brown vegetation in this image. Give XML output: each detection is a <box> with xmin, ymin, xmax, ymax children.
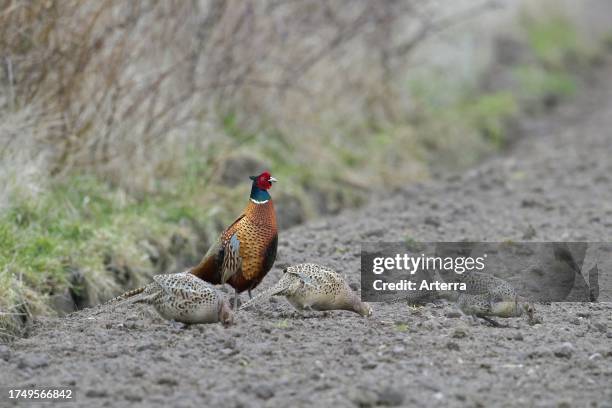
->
<box><xmin>0</xmin><ymin>0</ymin><xmax>497</xmax><ymax>194</ymax></box>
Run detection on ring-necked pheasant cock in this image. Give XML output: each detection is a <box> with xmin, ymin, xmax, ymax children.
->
<box><xmin>190</xmin><ymin>171</ymin><xmax>278</xmax><ymax>308</ymax></box>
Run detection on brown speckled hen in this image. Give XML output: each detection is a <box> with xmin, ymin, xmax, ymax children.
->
<box><xmin>190</xmin><ymin>171</ymin><xmax>278</xmax><ymax>308</ymax></box>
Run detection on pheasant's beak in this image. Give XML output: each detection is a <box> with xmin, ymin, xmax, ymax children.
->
<box><xmin>269</xmin><ymin>177</ymin><xmax>277</xmax><ymax>183</ymax></box>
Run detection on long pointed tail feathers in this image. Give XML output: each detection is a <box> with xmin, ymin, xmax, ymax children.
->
<box><xmin>112</xmin><ymin>287</ymin><xmax>146</xmax><ymax>302</ymax></box>
<box><xmin>93</xmin><ymin>286</ymin><xmax>148</xmax><ymax>315</ymax></box>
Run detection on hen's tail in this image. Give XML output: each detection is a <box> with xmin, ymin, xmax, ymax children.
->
<box><xmin>92</xmin><ymin>286</ymin><xmax>148</xmax><ymax>316</ymax></box>
<box><xmin>111</xmin><ymin>287</ymin><xmax>146</xmax><ymax>302</ymax></box>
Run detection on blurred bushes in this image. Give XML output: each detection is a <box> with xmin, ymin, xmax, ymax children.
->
<box><xmin>523</xmin><ymin>14</ymin><xmax>580</xmax><ymax>68</ymax></box>
<box><xmin>0</xmin><ymin>0</ymin><xmax>499</xmax><ymax>195</ymax></box>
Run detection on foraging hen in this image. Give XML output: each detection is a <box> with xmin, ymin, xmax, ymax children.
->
<box><xmin>190</xmin><ymin>171</ymin><xmax>278</xmax><ymax>308</ymax></box>
<box><xmin>110</xmin><ymin>272</ymin><xmax>233</xmax><ymax>325</ymax></box>
<box><xmin>439</xmin><ymin>272</ymin><xmax>538</xmax><ymax>326</ymax></box>
<box><xmin>240</xmin><ymin>263</ymin><xmax>372</xmax><ymax>316</ymax></box>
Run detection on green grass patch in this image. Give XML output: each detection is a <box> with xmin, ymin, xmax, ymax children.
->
<box><xmin>407</xmin><ymin>71</ymin><xmax>520</xmax><ymax>168</ymax></box>
<box><xmin>514</xmin><ymin>65</ymin><xmax>577</xmax><ymax>101</ymax></box>
<box><xmin>275</xmin><ymin>319</ymin><xmax>290</xmax><ymax>329</ymax></box>
<box><xmin>0</xmin><ymin>174</ymin><xmax>249</xmax><ymax>338</ymax></box>
<box><xmin>394</xmin><ymin>323</ymin><xmax>409</xmax><ymax>332</ymax></box>
<box><xmin>459</xmin><ymin>92</ymin><xmax>519</xmax><ymax>148</ymax></box>
<box><xmin>522</xmin><ymin>14</ymin><xmax>579</xmax><ymax>68</ymax></box>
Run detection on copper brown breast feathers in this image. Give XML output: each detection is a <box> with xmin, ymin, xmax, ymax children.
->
<box><xmin>189</xmin><ymin>171</ymin><xmax>278</xmax><ymax>307</ymax></box>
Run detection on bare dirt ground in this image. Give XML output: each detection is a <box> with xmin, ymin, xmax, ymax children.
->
<box><xmin>2</xmin><ymin>65</ymin><xmax>612</xmax><ymax>407</ymax></box>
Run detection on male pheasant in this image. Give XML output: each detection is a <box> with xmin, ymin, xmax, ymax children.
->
<box><xmin>240</xmin><ymin>263</ymin><xmax>373</xmax><ymax>317</ymax></box>
<box><xmin>108</xmin><ymin>272</ymin><xmax>234</xmax><ymax>325</ymax></box>
<box><xmin>190</xmin><ymin>171</ymin><xmax>278</xmax><ymax>308</ymax></box>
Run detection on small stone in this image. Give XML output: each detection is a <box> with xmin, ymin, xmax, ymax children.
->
<box><xmin>445</xmin><ymin>311</ymin><xmax>462</xmax><ymax>319</ymax></box>
<box><xmin>521</xmin><ymin>199</ymin><xmax>537</xmax><ymax>208</ymax></box>
<box><xmin>86</xmin><ymin>389</ymin><xmax>108</xmax><ymax>398</ymax></box>
<box><xmin>553</xmin><ymin>342</ymin><xmax>575</xmax><ymax>359</ymax></box>
<box><xmin>576</xmin><ymin>311</ymin><xmax>591</xmax><ymax>318</ymax></box>
<box><xmin>124</xmin><ymin>394</ymin><xmax>143</xmax><ymax>402</ymax></box>
<box><xmin>455</xmin><ymin>394</ymin><xmax>467</xmax><ymax>401</ymax></box>
<box><xmin>588</xmin><ymin>353</ymin><xmax>603</xmax><ymax>361</ymax></box>
<box><xmin>124</xmin><ymin>320</ymin><xmax>142</xmax><ymax>330</ymax></box>
<box><xmin>310</xmin><ymin>372</ymin><xmax>323</xmax><ymax>381</ymax></box>
<box><xmin>362</xmin><ymin>362</ymin><xmax>377</xmax><ymax>370</ymax></box>
<box><xmin>514</xmin><ymin>332</ymin><xmax>524</xmax><ymax>341</ymax></box>
<box><xmin>377</xmin><ymin>387</ymin><xmax>405</xmax><ymax>406</ymax></box>
<box><xmin>136</xmin><ymin>342</ymin><xmax>159</xmax><ymax>352</ymax></box>
<box><xmin>348</xmin><ymin>387</ymin><xmax>378</xmax><ymax>407</ymax></box>
<box><xmin>314</xmin><ymin>381</ymin><xmax>333</xmax><ymax>392</ymax></box>
<box><xmin>392</xmin><ymin>346</ymin><xmax>405</xmax><ymax>355</ymax></box>
<box><xmin>446</xmin><ymin>342</ymin><xmax>460</xmax><ymax>351</ymax></box>
<box><xmin>452</xmin><ymin>328</ymin><xmax>467</xmax><ymax>339</ymax></box>
<box><xmin>570</xmin><ymin>317</ymin><xmax>581</xmax><ymax>325</ymax></box>
<box><xmin>344</xmin><ymin>346</ymin><xmax>359</xmax><ymax>356</ymax></box>
<box><xmin>526</xmin><ymin>347</ymin><xmax>553</xmax><ymax>359</ymax></box>
<box><xmin>157</xmin><ymin>377</ymin><xmax>179</xmax><ymax>386</ymax></box>
<box><xmin>424</xmin><ymin>216</ymin><xmax>441</xmax><ymax>228</ymax></box>
<box><xmin>132</xmin><ymin>368</ymin><xmax>145</xmax><ymax>377</ymax></box>
<box><xmin>254</xmin><ymin>385</ymin><xmax>275</xmax><ymax>400</ymax></box>
<box><xmin>221</xmin><ymin>348</ymin><xmax>238</xmax><ymax>357</ymax></box>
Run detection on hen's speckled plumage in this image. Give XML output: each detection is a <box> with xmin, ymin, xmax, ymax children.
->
<box><xmin>112</xmin><ymin>272</ymin><xmax>233</xmax><ymax>325</ymax></box>
<box><xmin>439</xmin><ymin>272</ymin><xmax>537</xmax><ymax>324</ymax></box>
<box><xmin>240</xmin><ymin>263</ymin><xmax>372</xmax><ymax>316</ymax></box>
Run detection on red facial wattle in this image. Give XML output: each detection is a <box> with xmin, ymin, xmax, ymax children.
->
<box><xmin>256</xmin><ymin>172</ymin><xmax>273</xmax><ymax>190</ymax></box>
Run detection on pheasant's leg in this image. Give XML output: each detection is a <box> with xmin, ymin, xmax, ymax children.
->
<box><xmin>233</xmin><ymin>288</ymin><xmax>239</xmax><ymax>310</ymax></box>
<box><xmin>303</xmin><ymin>305</ymin><xmax>317</xmax><ymax>319</ymax></box>
<box><xmin>248</xmin><ymin>289</ymin><xmax>253</xmax><ymax>299</ymax></box>
<box><xmin>527</xmin><ymin>314</ymin><xmax>542</xmax><ymax>325</ymax></box>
